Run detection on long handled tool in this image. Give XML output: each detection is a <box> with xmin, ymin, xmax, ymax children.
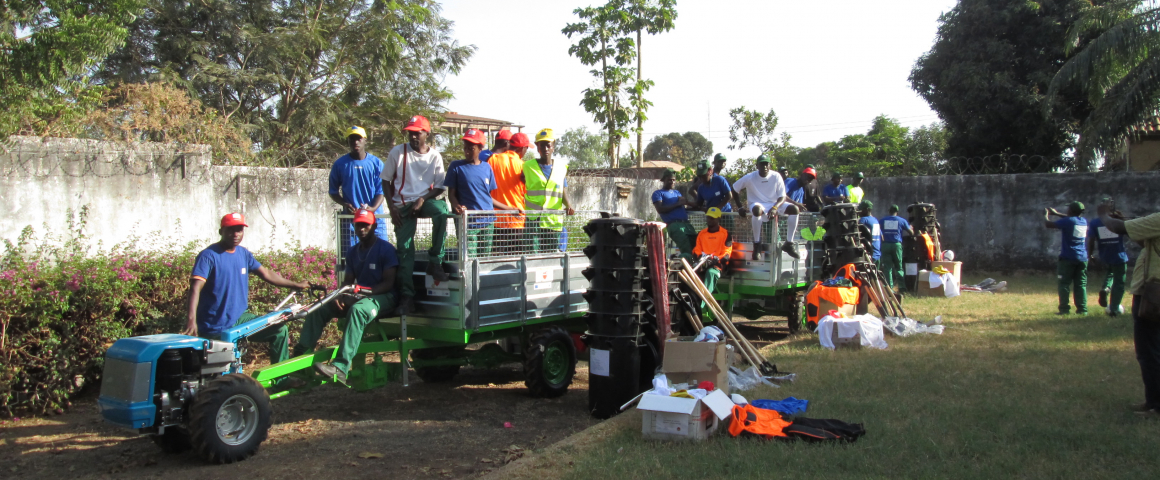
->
<box><xmin>679</xmin><ymin>259</ymin><xmax>778</xmax><ymax>375</ymax></box>
<box><xmin>678</xmin><ymin>268</ymin><xmax>763</xmax><ymax>369</ymax></box>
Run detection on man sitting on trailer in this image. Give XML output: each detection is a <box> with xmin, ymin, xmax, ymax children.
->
<box><xmin>382</xmin><ymin>115</ymin><xmax>449</xmax><ymax>315</ymax></box>
<box><xmin>296</xmin><ymin>209</ymin><xmax>400</xmax><ymax>386</ymax></box>
<box><xmin>522</xmin><ymin>129</ymin><xmax>575</xmax><ymax>253</ymax></box>
<box><xmin>734</xmin><ymin>156</ymin><xmax>802</xmax><ymax>260</ymax></box>
<box><xmin>447</xmin><ymin>129</ymin><xmax>520</xmax><ymax>257</ymax></box>
<box><xmin>652</xmin><ymin>168</ymin><xmax>696</xmax><ymax>262</ymax></box>
<box><xmin>822</xmin><ymin>173</ymin><xmax>849</xmax><ymax>205</ymax></box>
<box><xmin>181</xmin><ymin>213</ymin><xmax>310</xmax><ymax>387</ymax></box>
<box><xmin>694</xmin><ymin>207</ymin><xmax>733</xmax><ymax>299</ymax></box>
<box><xmin>847</xmin><ymin>172</ymin><xmax>866</xmax><ymax>204</ymax></box>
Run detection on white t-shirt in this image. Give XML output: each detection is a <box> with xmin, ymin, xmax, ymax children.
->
<box><xmin>382</xmin><ymin>143</ymin><xmax>445</xmax><ymax>206</ymax></box>
<box><xmin>732</xmin><ymin>171</ymin><xmax>786</xmax><ymax>205</ymax></box>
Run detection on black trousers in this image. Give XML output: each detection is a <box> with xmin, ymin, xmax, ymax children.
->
<box><xmin>1133</xmin><ymin>295</ymin><xmax>1160</xmax><ymax>409</ymax></box>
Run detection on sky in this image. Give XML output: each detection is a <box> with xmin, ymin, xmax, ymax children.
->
<box><xmin>438</xmin><ymin>0</ymin><xmax>959</xmax><ymax>159</ymax></box>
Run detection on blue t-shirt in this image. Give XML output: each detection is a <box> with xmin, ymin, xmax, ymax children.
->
<box><xmin>344</xmin><ymin>239</ymin><xmax>401</xmax><ymax>291</ymax></box>
<box><xmin>1087</xmin><ymin>217</ymin><xmax>1128</xmax><ymax>265</ymax></box>
<box><xmin>822</xmin><ymin>183</ymin><xmax>848</xmax><ymax>200</ymax></box>
<box><xmin>444</xmin><ymin>161</ymin><xmax>497</xmax><ymax>227</ymax></box>
<box><xmin>859</xmin><ymin>216</ymin><xmax>882</xmax><ymax>260</ymax></box>
<box><xmin>191</xmin><ymin>244</ymin><xmax>262</xmax><ymax>336</ymax></box>
<box><xmin>1053</xmin><ymin>216</ymin><xmax>1089</xmax><ymax>262</ymax></box>
<box><xmin>695</xmin><ymin>175</ymin><xmax>733</xmax><ymax>212</ymax></box>
<box><xmin>651</xmin><ymin>188</ymin><xmax>688</xmax><ymax>223</ymax></box>
<box><xmin>879</xmin><ymin>215</ymin><xmax>911</xmax><ymax>244</ymax></box>
<box><xmin>783</xmin><ymin>178</ymin><xmax>806</xmax><ymax>204</ymax></box>
<box><xmin>330</xmin><ymin>153</ymin><xmax>388</xmax><ymax>245</ymax></box>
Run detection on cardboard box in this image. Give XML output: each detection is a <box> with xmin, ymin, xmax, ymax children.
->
<box><xmin>663</xmin><ymin>338</ymin><xmax>730</xmax><ymax>394</ymax></box>
<box><xmin>818</xmin><ymin>299</ymin><xmax>856</xmax><ymax>319</ymax></box>
<box><xmin>639</xmin><ymin>389</ymin><xmax>735</xmax><ymax>441</ymax></box>
<box><xmin>830</xmin><ymin>326</ymin><xmax>862</xmax><ymax>349</ymax></box>
<box><xmin>917</xmin><ymin>270</ymin><xmax>940</xmax><ymax>297</ymax></box>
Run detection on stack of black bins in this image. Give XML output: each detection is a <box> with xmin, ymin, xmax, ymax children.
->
<box><xmin>582</xmin><ymin>218</ymin><xmax>647</xmax><ymax>419</ymax></box>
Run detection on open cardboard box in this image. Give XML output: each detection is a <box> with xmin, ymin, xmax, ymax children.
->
<box><xmin>638</xmin><ymin>389</ymin><xmax>735</xmax><ymax>441</ymax></box>
<box><xmin>663</xmin><ymin>337</ymin><xmax>730</xmax><ymax>394</ymax></box>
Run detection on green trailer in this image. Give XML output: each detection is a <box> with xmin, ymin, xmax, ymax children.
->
<box><xmin>677</xmin><ymin>211</ymin><xmax>824</xmax><ymax>333</ymax></box>
<box><xmin>250</xmin><ymin>210</ymin><xmax>607</xmax><ymax>398</ymax></box>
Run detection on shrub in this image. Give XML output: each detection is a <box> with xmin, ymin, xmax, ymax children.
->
<box><xmin>0</xmin><ymin>207</ymin><xmax>336</xmax><ymax>415</ymax></box>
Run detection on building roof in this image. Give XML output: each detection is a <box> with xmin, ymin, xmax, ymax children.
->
<box><xmin>1132</xmin><ymin>117</ymin><xmax>1160</xmax><ymax>135</ymax></box>
<box><xmin>439</xmin><ymin>112</ymin><xmax>525</xmax><ymax>131</ymax></box>
<box><xmin>639</xmin><ymin>160</ymin><xmax>685</xmax><ymax>170</ymax></box>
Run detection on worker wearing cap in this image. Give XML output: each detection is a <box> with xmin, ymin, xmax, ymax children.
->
<box><xmin>879</xmin><ymin>205</ymin><xmax>913</xmax><ymax>290</ymax></box>
<box><xmin>711</xmin><ymin>153</ymin><xmax>728</xmax><ymax>178</ymax></box>
<box><xmin>801</xmin><ymin>164</ymin><xmax>824</xmax><ymax>213</ymax></box>
<box><xmin>858</xmin><ymin>201</ymin><xmax>882</xmax><ymax>263</ymax></box>
<box><xmin>693</xmin><ymin>207</ymin><xmax>733</xmax><ymax>298</ymax></box>
<box><xmin>446</xmin><ymin>129</ymin><xmax>519</xmax><ymax>258</ymax></box>
<box><xmin>182</xmin><ymin>213</ymin><xmax>309</xmax><ymax>386</ymax></box>
<box><xmin>296</xmin><ymin>209</ymin><xmax>399</xmax><ymax>386</ymax></box>
<box><xmin>777</xmin><ymin>166</ymin><xmax>789</xmax><ymax>182</ymax></box>
<box><xmin>822</xmin><ymin>173</ymin><xmax>849</xmax><ymax>205</ymax></box>
<box><xmin>652</xmin><ymin>168</ymin><xmax>696</xmax><ymax>262</ymax></box>
<box><xmin>847</xmin><ymin>172</ymin><xmax>866</xmax><ymax>204</ymax></box>
<box><xmin>1045</xmin><ymin>201</ymin><xmax>1089</xmax><ymax>315</ymax></box>
<box><xmin>382</xmin><ymin>115</ymin><xmax>449</xmax><ymax>315</ymax></box>
<box><xmin>329</xmin><ymin>126</ymin><xmax>388</xmax><ymax>247</ymax></box>
<box><xmin>735</xmin><ymin>156</ymin><xmax>803</xmax><ymax>260</ymax></box>
<box><xmin>523</xmin><ymin>128</ymin><xmax>574</xmax><ymax>253</ymax></box>
<box><xmin>489</xmin><ymin>130</ymin><xmax>527</xmax><ymax>254</ymax></box>
<box><xmin>1087</xmin><ymin>197</ymin><xmax>1129</xmax><ymax>316</ymax></box>
<box><xmin>692</xmin><ymin>156</ymin><xmax>737</xmax><ymax>214</ymax></box>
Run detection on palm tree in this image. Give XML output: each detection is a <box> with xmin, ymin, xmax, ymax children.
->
<box><xmin>1049</xmin><ymin>0</ymin><xmax>1160</xmax><ymax>169</ymax></box>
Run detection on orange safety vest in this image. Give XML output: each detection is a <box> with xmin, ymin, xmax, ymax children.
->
<box><xmin>806</xmin><ymin>282</ymin><xmax>860</xmax><ymax>324</ymax></box>
<box><xmin>728</xmin><ymin>404</ymin><xmax>791</xmax><ymax>439</ymax></box>
<box><xmin>919</xmin><ymin>232</ymin><xmax>936</xmax><ymax>261</ymax></box>
<box><xmin>489</xmin><ymin>151</ymin><xmax>527</xmax><ymax>228</ymax></box>
<box><xmin>693</xmin><ymin>226</ymin><xmax>732</xmax><ymax>260</ymax></box>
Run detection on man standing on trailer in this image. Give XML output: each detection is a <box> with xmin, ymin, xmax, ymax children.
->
<box><xmin>879</xmin><ymin>204</ymin><xmax>912</xmax><ymax>290</ymax></box>
<box><xmin>652</xmin><ymin>168</ymin><xmax>696</xmax><ymax>262</ymax></box>
<box><xmin>847</xmin><ymin>172</ymin><xmax>866</xmax><ymax>205</ymax></box>
<box><xmin>447</xmin><ymin>129</ymin><xmax>521</xmax><ymax>257</ymax></box>
<box><xmin>523</xmin><ymin>128</ymin><xmax>574</xmax><ymax>253</ymax></box>
<box><xmin>694</xmin><ymin>207</ymin><xmax>733</xmax><ymax>299</ymax></box>
<box><xmin>489</xmin><ymin>130</ymin><xmax>527</xmax><ymax>254</ymax></box>
<box><xmin>1088</xmin><ymin>197</ymin><xmax>1129</xmax><ymax>317</ymax></box>
<box><xmin>181</xmin><ymin>213</ymin><xmax>309</xmax><ymax>386</ymax></box>
<box><xmin>296</xmin><ymin>209</ymin><xmax>399</xmax><ymax>386</ymax></box>
<box><xmin>822</xmin><ymin>173</ymin><xmax>849</xmax><ymax>205</ymax></box>
<box><xmin>329</xmin><ymin>126</ymin><xmax>387</xmax><ymax>246</ymax></box>
<box><xmin>733</xmin><ymin>155</ymin><xmax>801</xmax><ymax>260</ymax></box>
<box><xmin>1045</xmin><ymin>201</ymin><xmax>1089</xmax><ymax>315</ymax></box>
<box><xmin>382</xmin><ymin>115</ymin><xmax>449</xmax><ymax>315</ymax></box>
<box><xmin>858</xmin><ymin>201</ymin><xmax>882</xmax><ymax>264</ymax></box>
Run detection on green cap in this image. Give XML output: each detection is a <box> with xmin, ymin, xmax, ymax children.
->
<box><xmin>661</xmin><ymin>168</ymin><xmax>677</xmax><ymax>179</ymax></box>
<box><xmin>858</xmin><ymin>200</ymin><xmax>873</xmax><ymax>211</ymax></box>
<box><xmin>756</xmin><ymin>154</ymin><xmax>771</xmax><ymax>164</ymax></box>
<box><xmin>854</xmin><ymin>172</ymin><xmax>865</xmax><ymax>179</ymax></box>
<box><xmin>1069</xmin><ymin>201</ymin><xmax>1085</xmax><ymax>212</ymax></box>
<box><xmin>713</xmin><ymin>153</ymin><xmax>727</xmax><ymax>162</ymax></box>
<box><xmin>831</xmin><ymin>172</ymin><xmax>842</xmax><ymax>179</ymax></box>
<box><xmin>889</xmin><ymin>204</ymin><xmax>899</xmax><ymax>213</ymax></box>
<box><xmin>696</xmin><ymin>160</ymin><xmax>711</xmax><ymax>175</ymax></box>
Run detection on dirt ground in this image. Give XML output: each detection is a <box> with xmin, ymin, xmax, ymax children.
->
<box><xmin>0</xmin><ymin>320</ymin><xmax>788</xmax><ymax>480</ymax></box>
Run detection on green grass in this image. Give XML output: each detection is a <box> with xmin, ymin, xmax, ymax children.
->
<box><xmin>560</xmin><ymin>274</ymin><xmax>1156</xmax><ymax>479</ymax></box>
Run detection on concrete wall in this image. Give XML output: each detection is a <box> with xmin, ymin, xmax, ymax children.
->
<box><xmin>861</xmin><ymin>171</ymin><xmax>1160</xmax><ymax>272</ymax></box>
<box><xmin>568</xmin><ymin>175</ymin><xmax>662</xmax><ymax>220</ymax></box>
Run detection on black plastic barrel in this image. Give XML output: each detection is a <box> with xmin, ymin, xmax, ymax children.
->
<box><xmin>586</xmin><ymin>335</ymin><xmax>642</xmax><ymax>419</ymax></box>
<box><xmin>903</xmin><ymin>203</ymin><xmax>938</xmax><ymax>292</ymax></box>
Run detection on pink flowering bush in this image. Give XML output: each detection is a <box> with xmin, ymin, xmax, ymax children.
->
<box><xmin>0</xmin><ymin>209</ymin><xmax>336</xmax><ymax>415</ymax></box>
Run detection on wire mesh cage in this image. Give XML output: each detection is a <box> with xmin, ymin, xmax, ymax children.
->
<box><xmin>683</xmin><ymin>211</ymin><xmax>822</xmax><ymax>245</ymax></box>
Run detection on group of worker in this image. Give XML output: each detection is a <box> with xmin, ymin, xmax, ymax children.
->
<box><xmin>1044</xmin><ymin>198</ymin><xmax>1132</xmax><ymax>317</ymax></box>
<box><xmin>653</xmin><ymin>154</ymin><xmax>905</xmax><ymax>295</ymax></box>
<box><xmin>183</xmin><ymin>116</ymin><xmax>575</xmax><ymax>386</ymax></box>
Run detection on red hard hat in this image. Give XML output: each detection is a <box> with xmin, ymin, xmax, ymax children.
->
<box><xmin>802</xmin><ymin>167</ymin><xmax>817</xmax><ymax>178</ymax></box>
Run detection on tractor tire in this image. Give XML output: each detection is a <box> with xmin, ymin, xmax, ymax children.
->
<box><xmin>787</xmin><ymin>292</ymin><xmax>806</xmax><ymax>334</ymax></box>
<box><xmin>524</xmin><ymin>326</ymin><xmax>577</xmax><ymax>398</ymax></box>
<box><xmin>188</xmin><ymin>374</ymin><xmax>271</xmax><ymax>464</ymax></box>
<box><xmin>410</xmin><ymin>346</ymin><xmax>464</xmax><ymax>383</ymax></box>
<box><xmin>150</xmin><ymin>427</ymin><xmax>192</xmax><ymax>454</ymax></box>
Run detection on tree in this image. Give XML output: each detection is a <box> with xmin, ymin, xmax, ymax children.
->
<box><xmin>791</xmin><ymin>117</ymin><xmax>948</xmax><ymax>177</ymax></box>
<box><xmin>622</xmin><ymin>0</ymin><xmax>677</xmax><ymax>167</ymax></box>
<box><xmin>726</xmin><ymin>106</ymin><xmax>795</xmax><ymax>174</ymax></box>
<box><xmin>1050</xmin><ymin>0</ymin><xmax>1160</xmax><ymax>168</ymax></box>
<box><xmin>643</xmin><ymin>131</ymin><xmax>712</xmax><ymax>167</ymax></box>
<box><xmin>555</xmin><ymin>127</ymin><xmax>607</xmax><ymax>169</ymax></box>
<box><xmin>1</xmin><ymin>0</ymin><xmax>146</xmax><ymax>136</ymax></box>
<box><xmin>910</xmin><ymin>0</ymin><xmax>1105</xmax><ymax>172</ymax></box>
<box><xmin>100</xmin><ymin>0</ymin><xmax>474</xmax><ymax>165</ymax></box>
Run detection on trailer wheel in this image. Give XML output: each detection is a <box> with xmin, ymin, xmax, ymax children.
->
<box><xmin>410</xmin><ymin>346</ymin><xmax>464</xmax><ymax>383</ymax></box>
<box><xmin>150</xmin><ymin>427</ymin><xmax>192</xmax><ymax>454</ymax></box>
<box><xmin>524</xmin><ymin>327</ymin><xmax>577</xmax><ymax>398</ymax></box>
<box><xmin>787</xmin><ymin>292</ymin><xmax>806</xmax><ymax>334</ymax></box>
<box><xmin>188</xmin><ymin>374</ymin><xmax>271</xmax><ymax>464</ymax></box>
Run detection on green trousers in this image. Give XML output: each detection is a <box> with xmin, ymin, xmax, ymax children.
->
<box><xmin>396</xmin><ymin>199</ymin><xmax>449</xmax><ymax>298</ymax></box>
<box><xmin>700</xmin><ymin>267</ymin><xmax>722</xmax><ymax>313</ymax></box>
<box><xmin>1057</xmin><ymin>259</ymin><xmax>1088</xmax><ymax>314</ymax></box>
<box><xmin>294</xmin><ymin>292</ymin><xmax>397</xmax><ymax>375</ymax></box>
<box><xmin>205</xmin><ymin>312</ymin><xmax>290</xmax><ymax>364</ymax></box>
<box><xmin>1101</xmin><ymin>263</ymin><xmax>1128</xmax><ymax>312</ymax></box>
<box><xmin>454</xmin><ymin>222</ymin><xmax>494</xmax><ymax>258</ymax></box>
<box><xmin>880</xmin><ymin>242</ymin><xmax>904</xmax><ymax>289</ymax></box>
<box><xmin>667</xmin><ymin>220</ymin><xmax>698</xmax><ymax>262</ymax></box>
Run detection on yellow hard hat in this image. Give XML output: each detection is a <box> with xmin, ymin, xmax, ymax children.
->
<box><xmin>706</xmin><ymin>207</ymin><xmax>723</xmax><ymax>218</ymax></box>
<box><xmin>347</xmin><ymin>126</ymin><xmax>367</xmax><ymax>138</ymax></box>
<box><xmin>535</xmin><ymin>128</ymin><xmax>554</xmax><ymax>143</ymax></box>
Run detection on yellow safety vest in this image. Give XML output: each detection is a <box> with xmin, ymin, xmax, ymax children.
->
<box><xmin>523</xmin><ymin>159</ymin><xmax>568</xmax><ymax>230</ymax></box>
<box><xmin>847</xmin><ymin>186</ymin><xmax>864</xmax><ymax>204</ymax></box>
<box><xmin>801</xmin><ymin>226</ymin><xmax>826</xmax><ymax>241</ymax></box>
